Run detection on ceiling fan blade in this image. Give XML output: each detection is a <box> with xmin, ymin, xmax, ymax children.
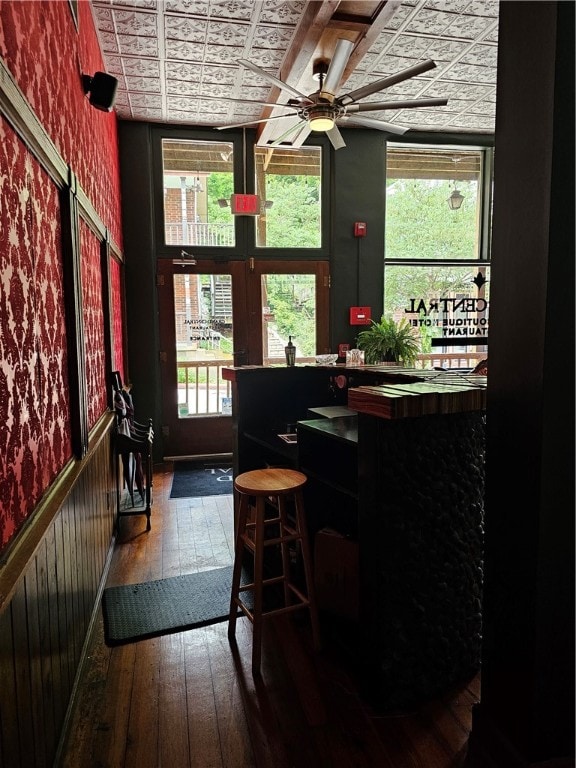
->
<box><xmin>326</xmin><ymin>124</ymin><xmax>346</xmax><ymax>150</ymax></box>
<box><xmin>238</xmin><ymin>59</ymin><xmax>312</xmax><ymax>104</ymax></box>
<box><xmin>205</xmin><ymin>95</ymin><xmax>306</xmax><ymax>109</ymax></box>
<box><xmin>288</xmin><ymin>122</ymin><xmax>312</xmax><ymax>148</ymax></box>
<box><xmin>215</xmin><ymin>113</ymin><xmax>299</xmax><ymax>131</ymax></box>
<box><xmin>267</xmin><ymin>120</ymin><xmax>310</xmax><ymax>148</ymax></box>
<box><xmin>320</xmin><ymin>39</ymin><xmax>355</xmax><ymax>102</ymax></box>
<box><xmin>342</xmin><ymin>114</ymin><xmax>409</xmax><ymax>135</ymax></box>
<box><xmin>339</xmin><ymin>59</ymin><xmax>437</xmax><ymax>106</ymax></box>
<box><xmin>347</xmin><ymin>97</ymin><xmax>448</xmax><ymax>113</ymax></box>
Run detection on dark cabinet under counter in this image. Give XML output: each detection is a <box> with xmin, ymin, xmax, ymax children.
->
<box><xmin>296</xmin><ymin>416</ymin><xmax>359</xmax><ymax>539</ymax></box>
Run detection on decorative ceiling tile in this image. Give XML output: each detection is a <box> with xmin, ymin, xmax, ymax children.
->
<box><xmin>354</xmin><ymin>52</ymin><xmax>381</xmax><ymax>73</ymax></box>
<box><xmin>465</xmin><ymin>0</ymin><xmax>499</xmax><ymax>17</ymax></box>
<box><xmin>460</xmin><ymin>43</ymin><xmax>498</xmax><ymax>67</ymax></box>
<box><xmin>443</xmin><ymin>62</ymin><xmax>495</xmax><ymax>84</ymax></box>
<box><xmin>114</xmin><ymin>0</ymin><xmax>157</xmax><ymax>9</ymax></box>
<box><xmin>258</xmin><ymin>1</ymin><xmax>306</xmax><ymax>26</ymax></box>
<box><xmin>125</xmin><ymin>75</ymin><xmax>162</xmax><ymax>92</ymax></box>
<box><xmin>207</xmin><ymin>0</ymin><xmax>255</xmax><ymax>22</ymax></box>
<box><xmin>164</xmin><ymin>16</ymin><xmax>209</xmax><ymax>41</ymax></box>
<box><xmin>383</xmin><ymin>4</ymin><xmax>416</xmax><ymax>31</ymax></box>
<box><xmin>203</xmin><ymin>45</ymin><xmax>249</xmax><ymax>65</ymax></box>
<box><xmin>365</xmin><ymin>33</ymin><xmax>395</xmax><ymax>55</ymax></box>
<box><xmin>389</xmin><ymin>34</ymin><xmax>432</xmax><ymax>59</ymax></box>
<box><xmin>165</xmin><ymin>39</ymin><xmax>209</xmax><ymax>61</ymax></box>
<box><xmin>129</xmin><ymin>93</ymin><xmax>163</xmax><ymax>108</ymax></box>
<box><xmin>201</xmin><ymin>64</ymin><xmax>241</xmax><ymax>85</ymax></box>
<box><xmin>92</xmin><ymin>7</ymin><xmax>116</xmax><ymax>33</ymax></box>
<box><xmin>427</xmin><ymin>81</ymin><xmax>492</xmax><ymax>99</ymax></box>
<box><xmin>117</xmin><ymin>34</ymin><xmax>159</xmax><ymax>56</ymax></box>
<box><xmin>444</xmin><ymin>13</ymin><xmax>495</xmax><ymax>39</ymax></box>
<box><xmin>424</xmin><ymin>39</ymin><xmax>470</xmax><ymax>62</ymax></box>
<box><xmin>406</xmin><ymin>9</ymin><xmax>459</xmax><ymax>37</ymax></box>
<box><xmin>166</xmin><ymin>80</ymin><xmax>201</xmax><ymax>95</ymax></box>
<box><xmin>124</xmin><ymin>58</ymin><xmax>161</xmax><ymax>77</ymax></box>
<box><xmin>110</xmin><ymin>9</ymin><xmax>159</xmax><ymax>36</ymax></box>
<box><xmin>165</xmin><ymin>61</ymin><xmax>203</xmax><ymax>79</ymax></box>
<box><xmin>102</xmin><ymin>55</ymin><xmax>125</xmax><ymax>74</ymax></box>
<box><xmin>252</xmin><ymin>24</ymin><xmax>298</xmax><ymax>49</ymax></box>
<box><xmin>166</xmin><ymin>0</ymin><xmax>210</xmax><ymax>14</ymax></box>
<box><xmin>99</xmin><ymin>30</ymin><xmax>121</xmax><ymax>54</ymax></box>
<box><xmin>92</xmin><ymin>0</ymin><xmax>499</xmax><ymax>134</ymax></box>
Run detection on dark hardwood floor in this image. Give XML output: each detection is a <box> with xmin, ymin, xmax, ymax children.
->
<box><xmin>56</xmin><ymin>463</ymin><xmax>480</xmax><ymax>767</ymax></box>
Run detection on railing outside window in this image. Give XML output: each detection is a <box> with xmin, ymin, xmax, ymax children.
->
<box><xmin>166</xmin><ymin>222</ymin><xmax>234</xmax><ymax>247</ymax></box>
<box><xmin>177</xmin><ymin>360</ymin><xmax>232</xmax><ymax>416</ymax></box>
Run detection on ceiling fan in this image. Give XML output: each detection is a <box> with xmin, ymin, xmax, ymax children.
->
<box><xmin>215</xmin><ymin>39</ymin><xmax>448</xmax><ymax>150</ymax></box>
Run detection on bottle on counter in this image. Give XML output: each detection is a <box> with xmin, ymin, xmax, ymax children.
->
<box><xmin>284</xmin><ymin>335</ymin><xmax>296</xmax><ymax>366</ymax></box>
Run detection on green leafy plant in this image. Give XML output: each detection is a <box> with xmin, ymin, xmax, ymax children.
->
<box><xmin>356</xmin><ymin>315</ymin><xmax>420</xmax><ymax>365</ymax></box>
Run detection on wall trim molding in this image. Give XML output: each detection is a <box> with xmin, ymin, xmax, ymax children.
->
<box><xmin>0</xmin><ymin>411</ymin><xmax>115</xmax><ymax>615</ymax></box>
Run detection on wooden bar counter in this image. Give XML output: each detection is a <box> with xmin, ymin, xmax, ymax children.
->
<box><xmin>222</xmin><ymin>363</ymin><xmax>487</xmax><ymax>712</ymax></box>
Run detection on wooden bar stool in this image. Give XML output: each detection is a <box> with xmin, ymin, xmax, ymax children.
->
<box><xmin>228</xmin><ymin>467</ymin><xmax>321</xmax><ymax>674</ymax></box>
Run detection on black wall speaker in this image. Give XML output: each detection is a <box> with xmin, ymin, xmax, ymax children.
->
<box><xmin>82</xmin><ymin>72</ymin><xmax>118</xmax><ymax>112</ymax></box>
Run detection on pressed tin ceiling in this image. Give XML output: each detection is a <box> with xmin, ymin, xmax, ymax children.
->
<box><xmin>90</xmin><ymin>0</ymin><xmax>499</xmax><ymax>142</ymax></box>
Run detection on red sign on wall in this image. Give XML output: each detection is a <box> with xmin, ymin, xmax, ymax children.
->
<box><xmin>230</xmin><ymin>193</ymin><xmax>260</xmax><ymax>215</ymax></box>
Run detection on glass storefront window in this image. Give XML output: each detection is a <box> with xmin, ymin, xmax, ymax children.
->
<box><xmin>384</xmin><ymin>144</ymin><xmax>491</xmax><ymax>369</ymax></box>
<box><xmin>254</xmin><ymin>145</ymin><xmax>322</xmax><ymax>248</ymax></box>
<box><xmin>161</xmin><ymin>139</ymin><xmax>235</xmax><ymax>247</ymax></box>
<box><xmin>384</xmin><ymin>265</ymin><xmax>490</xmax><ymax>370</ymax></box>
<box><xmin>386</xmin><ymin>146</ymin><xmax>484</xmax><ymax>260</ymax></box>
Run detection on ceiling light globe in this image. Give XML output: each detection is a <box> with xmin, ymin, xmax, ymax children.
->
<box><xmin>309</xmin><ymin>115</ymin><xmax>335</xmax><ymax>131</ymax></box>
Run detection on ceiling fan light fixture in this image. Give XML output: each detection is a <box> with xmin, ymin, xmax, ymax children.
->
<box><xmin>308</xmin><ymin>106</ymin><xmax>335</xmax><ymax>131</ymax></box>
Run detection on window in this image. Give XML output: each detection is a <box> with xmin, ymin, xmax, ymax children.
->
<box><xmin>161</xmin><ymin>139</ymin><xmax>235</xmax><ymax>247</ymax></box>
<box><xmin>254</xmin><ymin>145</ymin><xmax>322</xmax><ymax>248</ymax></box>
<box><xmin>384</xmin><ymin>144</ymin><xmax>492</xmax><ymax>369</ymax></box>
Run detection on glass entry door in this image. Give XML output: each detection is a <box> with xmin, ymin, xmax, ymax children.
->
<box><xmin>157</xmin><ymin>259</ymin><xmax>247</xmax><ymax>458</ymax></box>
<box><xmin>157</xmin><ymin>259</ymin><xmax>329</xmax><ymax>458</ymax></box>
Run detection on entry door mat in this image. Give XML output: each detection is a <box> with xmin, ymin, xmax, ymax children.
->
<box><xmin>169</xmin><ymin>460</ymin><xmax>233</xmax><ymax>499</ymax></box>
<box><xmin>102</xmin><ymin>565</ymin><xmax>251</xmax><ymax>646</ymax></box>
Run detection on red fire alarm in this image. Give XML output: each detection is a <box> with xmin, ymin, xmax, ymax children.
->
<box><xmin>354</xmin><ymin>221</ymin><xmax>367</xmax><ymax>237</ymax></box>
<box><xmin>230</xmin><ymin>193</ymin><xmax>260</xmax><ymax>215</ymax></box>
<box><xmin>350</xmin><ymin>306</ymin><xmax>371</xmax><ymax>325</ymax></box>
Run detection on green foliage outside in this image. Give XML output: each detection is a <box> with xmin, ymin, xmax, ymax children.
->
<box><xmin>199</xmin><ymin>167</ymin><xmax>483</xmax><ymax>360</ymax></box>
<box><xmin>265</xmin><ymin>274</ymin><xmax>316</xmax><ymax>356</ymax></box>
<box><xmin>260</xmin><ymin>175</ymin><xmax>321</xmax><ymax>248</ymax></box>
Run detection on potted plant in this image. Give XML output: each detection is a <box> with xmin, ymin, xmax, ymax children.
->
<box><xmin>356</xmin><ymin>315</ymin><xmax>420</xmax><ymax>366</ymax></box>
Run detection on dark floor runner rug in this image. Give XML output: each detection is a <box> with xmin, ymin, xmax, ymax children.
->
<box><xmin>170</xmin><ymin>460</ymin><xmax>233</xmax><ymax>499</ymax></box>
<box><xmin>102</xmin><ymin>565</ymin><xmax>250</xmax><ymax>646</ymax></box>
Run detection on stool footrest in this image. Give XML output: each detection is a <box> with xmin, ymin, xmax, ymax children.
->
<box><xmin>240</xmin><ymin>531</ymin><xmax>302</xmax><ymax>549</ymax></box>
<box><xmin>233</xmin><ymin>594</ymin><xmax>311</xmax><ymax>625</ymax></box>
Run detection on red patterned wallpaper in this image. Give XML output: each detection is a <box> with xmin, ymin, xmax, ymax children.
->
<box><xmin>0</xmin><ymin>1</ymin><xmax>123</xmax><ymax>249</ymax></box>
<box><xmin>109</xmin><ymin>256</ymin><xmax>125</xmax><ymax>382</ymax></box>
<box><xmin>0</xmin><ymin>119</ymin><xmax>72</xmax><ymax>547</ymax></box>
<box><xmin>80</xmin><ymin>219</ymin><xmax>107</xmax><ymax>428</ymax></box>
<box><xmin>0</xmin><ymin>2</ymin><xmax>124</xmax><ymax>552</ymax></box>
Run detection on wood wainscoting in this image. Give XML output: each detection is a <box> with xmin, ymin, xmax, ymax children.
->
<box><xmin>0</xmin><ymin>412</ymin><xmax>117</xmax><ymax>768</ymax></box>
